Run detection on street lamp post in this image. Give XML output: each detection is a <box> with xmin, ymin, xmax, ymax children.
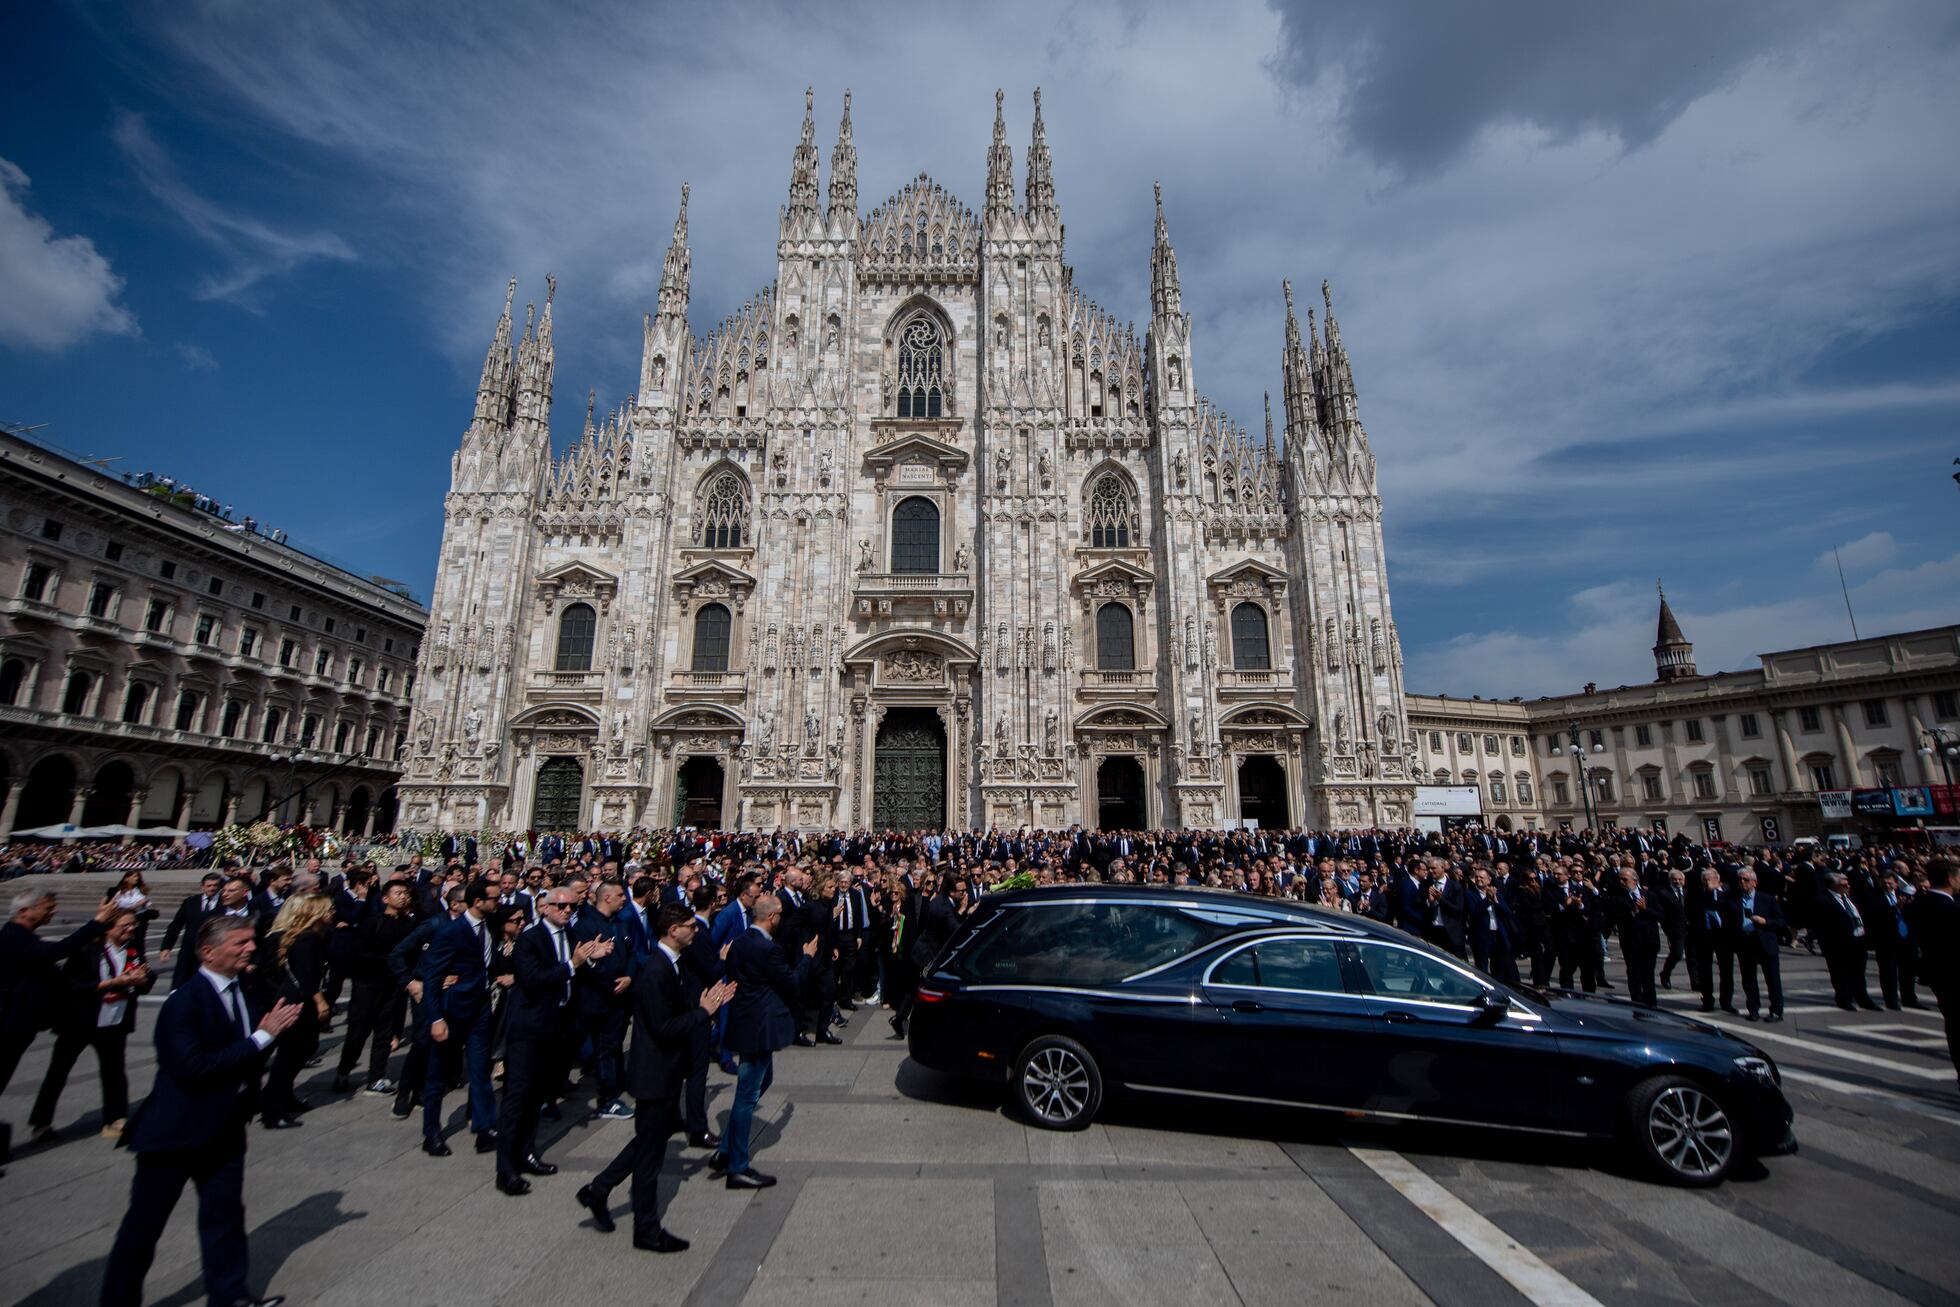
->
<box><xmin>1567</xmin><ymin>720</ymin><xmax>1606</xmax><ymax>832</ymax></box>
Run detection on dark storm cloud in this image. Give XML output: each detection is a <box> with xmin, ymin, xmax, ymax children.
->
<box><xmin>1270</xmin><ymin>0</ymin><xmax>1838</xmax><ymax>176</ymax></box>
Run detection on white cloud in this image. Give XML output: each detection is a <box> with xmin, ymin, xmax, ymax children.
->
<box><xmin>1408</xmin><ymin>555</ymin><xmax>1960</xmax><ymax>699</ymax></box>
<box><xmin>175</xmin><ymin>342</ymin><xmax>219</xmax><ymax>371</ymax></box>
<box><xmin>1818</xmin><ymin>531</ymin><xmax>1899</xmax><ymax>573</ymax></box>
<box><xmin>112</xmin><ymin>113</ymin><xmax>355</xmax><ymax>306</ymax></box>
<box><xmin>0</xmin><ymin>157</ymin><xmax>138</xmax><ymax>352</ymax></box>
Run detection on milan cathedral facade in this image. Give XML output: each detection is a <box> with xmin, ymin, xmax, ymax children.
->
<box><xmin>398</xmin><ymin>90</ymin><xmax>1414</xmax><ymax>835</ymax></box>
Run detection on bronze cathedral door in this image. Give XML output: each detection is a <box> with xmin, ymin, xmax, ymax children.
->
<box><xmin>872</xmin><ymin>708</ymin><xmax>946</xmax><ymax>830</ymax></box>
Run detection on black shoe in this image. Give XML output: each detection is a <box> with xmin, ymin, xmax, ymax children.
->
<box><xmin>541</xmin><ymin>1103</ymin><xmax>562</xmax><ymax>1122</ymax></box>
<box><xmin>303</xmin><ymin>1055</ymin><xmax>324</xmax><ymax>1068</ymax></box>
<box><xmin>687</xmin><ymin>1131</ymin><xmax>721</xmax><ymax>1149</ymax></box>
<box><xmin>792</xmin><ymin>1033</ymin><xmax>816</xmax><ymax>1048</ymax></box>
<box><xmin>1886</xmin><ymin>1001</ymin><xmax>1902</xmax><ymax>1011</ymax></box>
<box><xmin>474</xmin><ymin>1130</ymin><xmax>499</xmax><ymax>1154</ymax></box>
<box><xmin>1904</xmin><ymin>999</ymin><xmax>1925</xmax><ymax>1010</ymax></box>
<box><xmin>725</xmin><ymin>1168</ymin><xmax>776</xmax><ymax>1189</ymax></box>
<box><xmin>495</xmin><ymin>1173</ymin><xmax>532</xmax><ymax>1197</ymax></box>
<box><xmin>1766</xmin><ymin>1011</ymin><xmax>1784</xmax><ymax>1023</ymax></box>
<box><xmin>1856</xmin><ymin>999</ymin><xmax>1881</xmax><ymax>1011</ymax></box>
<box><xmin>838</xmin><ymin>1002</ymin><xmax>857</xmax><ymax>1013</ymax></box>
<box><xmin>887</xmin><ymin>1016</ymin><xmax>905</xmax><ymax>1039</ymax></box>
<box><xmin>332</xmin><ymin>1075</ymin><xmax>353</xmax><ymax>1093</ymax></box>
<box><xmin>634</xmin><ymin>1229</ymin><xmax>689</xmax><ymax>1254</ymax></box>
<box><xmin>1837</xmin><ymin>1002</ymin><xmax>1857</xmax><ymax>1012</ymax></box>
<box><xmin>576</xmin><ymin>1184</ymin><xmax>614</xmax><ymax>1233</ymax></box>
<box><xmin>230</xmin><ymin>1296</ymin><xmax>286</xmax><ymax>1307</ymax></box>
<box><xmin>817</xmin><ymin>1031</ymin><xmax>844</xmax><ymax>1045</ymax></box>
<box><xmin>519</xmin><ymin>1154</ymin><xmax>558</xmax><ymax>1176</ymax></box>
<box><xmin>1699</xmin><ymin>1000</ymin><xmax>1715</xmax><ymax>1012</ymax></box>
<box><xmin>261</xmin><ymin>1115</ymin><xmax>304</xmax><ymax>1130</ymax></box>
<box><xmin>707</xmin><ymin>1151</ymin><xmax>729</xmax><ymax>1174</ymax></box>
<box><xmin>1745</xmin><ymin>1011</ymin><xmax>1759</xmax><ymax>1022</ymax></box>
<box><xmin>1721</xmin><ymin>1004</ymin><xmax>1739</xmax><ymax>1015</ymax></box>
<box><xmin>391</xmin><ymin>1099</ymin><xmax>413</xmax><ymax>1120</ymax></box>
<box><xmin>286</xmin><ymin>1096</ymin><xmax>313</xmax><ymax>1114</ymax></box>
<box><xmin>422</xmin><ymin>1137</ymin><xmax>452</xmax><ymax>1157</ymax></box>
<box><xmin>0</xmin><ymin>1122</ymin><xmax>12</xmax><ymax>1165</ymax></box>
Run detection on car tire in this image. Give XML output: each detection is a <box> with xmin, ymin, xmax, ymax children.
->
<box><xmin>1011</xmin><ymin>1034</ymin><xmax>1103</xmax><ymax>1131</ymax></box>
<box><xmin>1626</xmin><ymin>1075</ymin><xmax>1736</xmax><ymax>1187</ymax></box>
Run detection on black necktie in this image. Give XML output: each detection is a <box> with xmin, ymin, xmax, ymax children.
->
<box><xmin>224</xmin><ymin>981</ymin><xmax>248</xmax><ymax>1038</ymax></box>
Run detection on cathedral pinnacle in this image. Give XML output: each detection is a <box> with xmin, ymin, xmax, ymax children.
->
<box><xmin>1026</xmin><ymin>88</ymin><xmax>1056</xmax><ymax>223</ymax></box>
<box><xmin>786</xmin><ymin>86</ymin><xmax>821</xmax><ymax>225</ymax></box>
<box><xmin>657</xmin><ymin>184</ymin><xmax>692</xmax><ymax>323</ymax></box>
<box><xmin>472</xmin><ymin>276</ymin><xmax>517</xmax><ymax>427</ymax></box>
<box><xmin>827</xmin><ymin>89</ymin><xmax>857</xmax><ymax>225</ymax></box>
<box><xmin>1149</xmin><ymin>182</ymin><xmax>1181</xmax><ymax>320</ymax></box>
<box><xmin>985</xmin><ymin>89</ymin><xmax>1015</xmax><ymax>223</ymax></box>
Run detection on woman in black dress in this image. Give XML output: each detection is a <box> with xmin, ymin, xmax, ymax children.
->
<box><xmin>261</xmin><ymin>893</ymin><xmax>334</xmax><ymax>1127</ymax></box>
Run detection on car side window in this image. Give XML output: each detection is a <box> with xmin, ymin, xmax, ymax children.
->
<box><xmin>953</xmin><ymin>902</ymin><xmax>1242</xmax><ymax>985</ymax></box>
<box><xmin>1209</xmin><ymin>938</ymin><xmax>1350</xmax><ymax>994</ymax></box>
<box><xmin>1355</xmin><ymin>944</ymin><xmax>1487</xmax><ymax>1005</ymax></box>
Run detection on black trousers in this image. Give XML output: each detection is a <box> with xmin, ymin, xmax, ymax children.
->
<box><xmin>591</xmin><ymin>1097</ymin><xmax>681</xmax><ymax>1240</ymax></box>
<box><xmin>101</xmin><ymin>1134</ymin><xmax>250</xmax><ymax>1307</ymax></box>
<box><xmin>29</xmin><ymin>1023</ymin><xmax>129</xmax><ymax>1129</ymax></box>
<box><xmin>498</xmin><ymin>1023</ymin><xmax>576</xmax><ymax>1177</ymax></box>
<box><xmin>585</xmin><ymin>1007</ymin><xmax>629</xmax><ymax>1102</ymax></box>
<box><xmin>0</xmin><ymin>1017</ymin><xmax>40</xmax><ymax>1099</ymax></box>
<box><xmin>1659</xmin><ymin>928</ymin><xmax>1684</xmax><ymax>985</ymax></box>
<box><xmin>1873</xmin><ymin>942</ymin><xmax>1912</xmax><ymax>1008</ymax></box>
<box><xmin>336</xmin><ymin>982</ymin><xmax>405</xmax><ymax>1083</ymax></box>
<box><xmin>684</xmin><ymin>1019</ymin><xmax>711</xmax><ymax>1138</ymax></box>
<box><xmin>1623</xmin><ymin>940</ymin><xmax>1660</xmax><ymax>1008</ymax></box>
<box><xmin>1687</xmin><ymin>933</ymin><xmax>1734</xmax><ymax>1008</ymax></box>
<box><xmin>1933</xmin><ymin>982</ymin><xmax>1958</xmax><ymax>1081</ymax></box>
<box><xmin>1740</xmin><ymin>945</ymin><xmax>1784</xmax><ymax>1015</ymax></box>
<box><xmin>262</xmin><ymin>1009</ymin><xmax>319</xmax><ymax>1120</ymax></box>
<box><xmin>833</xmin><ymin>934</ymin><xmax>860</xmax><ymax>1002</ymax></box>
<box><xmin>1556</xmin><ymin>939</ymin><xmax>1599</xmax><ymax>992</ymax></box>
<box><xmin>1824</xmin><ymin>940</ymin><xmax>1873</xmax><ymax>1007</ymax></box>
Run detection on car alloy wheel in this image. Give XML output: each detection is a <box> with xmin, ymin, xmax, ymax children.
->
<box><xmin>1643</xmin><ymin>1082</ymin><xmax>1734</xmax><ymax>1184</ymax></box>
<box><xmin>1013</xmin><ymin>1035</ymin><xmax>1102</xmax><ymax>1130</ymax></box>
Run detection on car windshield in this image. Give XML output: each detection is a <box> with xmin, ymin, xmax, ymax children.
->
<box><xmin>952</xmin><ymin>900</ymin><xmax>1248</xmax><ymax>985</ymax></box>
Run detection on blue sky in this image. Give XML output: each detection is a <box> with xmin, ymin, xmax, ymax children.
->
<box><xmin>3</xmin><ymin>1</ymin><xmax>1956</xmax><ymax>698</ymax></box>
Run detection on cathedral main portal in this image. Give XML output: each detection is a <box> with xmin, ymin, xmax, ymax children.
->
<box><xmin>873</xmin><ymin>708</ymin><xmax>946</xmax><ymax>830</ymax></box>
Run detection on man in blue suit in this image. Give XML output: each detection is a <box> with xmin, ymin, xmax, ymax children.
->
<box><xmin>419</xmin><ymin>879</ymin><xmax>500</xmax><ymax>1156</ymax></box>
<box><xmin>717</xmin><ymin>894</ymin><xmax>817</xmax><ymax>1189</ymax></box>
<box><xmin>709</xmin><ymin>874</ymin><xmax>762</xmax><ymax>1073</ymax></box>
<box><xmin>1726</xmin><ymin>867</ymin><xmax>1786</xmax><ymax>1022</ymax></box>
<box><xmin>100</xmin><ymin>916</ymin><xmax>300</xmax><ymax>1307</ymax></box>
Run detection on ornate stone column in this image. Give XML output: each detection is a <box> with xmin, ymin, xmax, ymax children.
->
<box><xmin>174</xmin><ymin>789</ymin><xmax>195</xmax><ymax>832</ymax></box>
<box><xmin>126</xmin><ymin>788</ymin><xmax>149</xmax><ymax>828</ymax></box>
<box><xmin>0</xmin><ymin>779</ymin><xmax>26</xmax><ymax>841</ymax></box>
<box><xmin>66</xmin><ymin>786</ymin><xmax>92</xmax><ymax>831</ymax></box>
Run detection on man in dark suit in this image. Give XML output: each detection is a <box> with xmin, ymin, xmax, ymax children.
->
<box><xmin>1909</xmin><ymin>858</ymin><xmax>1957</xmax><ymax>1087</ymax></box>
<box><xmin>100</xmin><ymin>916</ymin><xmax>300</xmax><ymax>1307</ymax></box>
<box><xmin>678</xmin><ymin>885</ymin><xmax>724</xmax><ymax>1148</ymax></box>
<box><xmin>157</xmin><ymin>873</ymin><xmax>223</xmax><ymax>981</ymax></box>
<box><xmin>1727</xmin><ymin>868</ymin><xmax>1786</xmax><ymax>1021</ymax></box>
<box><xmin>1464</xmin><ymin>869</ymin><xmax>1518</xmax><ymax>985</ymax></box>
<box><xmin>1</xmin><ymin>889</ymin><xmax>114</xmax><ymax>1163</ymax></box>
<box><xmin>1687</xmin><ymin>868</ymin><xmax>1735</xmax><ymax>1013</ymax></box>
<box><xmin>577</xmin><ymin>906</ymin><xmax>736</xmax><ymax>1251</ymax></box>
<box><xmin>1606</xmin><ymin>868</ymin><xmax>1663</xmax><ymax>1008</ymax></box>
<box><xmin>495</xmin><ymin>888</ymin><xmax>613</xmax><ymax>1194</ymax></box>
<box><xmin>891</xmin><ymin>874</ymin><xmax>963</xmax><ymax>1039</ymax></box>
<box><xmin>1815</xmin><ymin>872</ymin><xmax>1879</xmax><ymax>1011</ymax></box>
<box><xmin>719</xmin><ymin>894</ymin><xmax>817</xmax><ymax>1188</ymax></box>
<box><xmin>1654</xmin><ymin>869</ymin><xmax>1688</xmax><ymax>990</ymax></box>
<box><xmin>419</xmin><ymin>879</ymin><xmax>500</xmax><ymax>1156</ymax></box>
<box><xmin>1862</xmin><ymin>870</ymin><xmax>1914</xmax><ymax>1010</ymax></box>
<box><xmin>575</xmin><ymin>882</ymin><xmax>637</xmax><ymax>1120</ymax></box>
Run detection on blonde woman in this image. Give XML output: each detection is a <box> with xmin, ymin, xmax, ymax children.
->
<box><xmin>260</xmin><ymin>893</ymin><xmax>333</xmax><ymax>1128</ymax></box>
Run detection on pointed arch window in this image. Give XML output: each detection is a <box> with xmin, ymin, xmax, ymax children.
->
<box><xmin>699</xmin><ymin>469</ymin><xmax>750</xmax><ymax>549</ymax></box>
<box><xmin>555</xmin><ymin>603</ymin><xmax>596</xmax><ymax>671</ymax></box>
<box><xmin>896</xmin><ymin>316</ymin><xmax>944</xmax><ymax>418</ymax></box>
<box><xmin>891</xmin><ymin>496</ymin><xmax>940</xmax><ymax>573</ymax></box>
<box><xmin>691</xmin><ymin>603</ymin><xmax>731</xmax><ymax>672</ymax></box>
<box><xmin>1230</xmin><ymin>602</ymin><xmax>1271</xmax><ymax>671</ymax></box>
<box><xmin>1095</xmin><ymin>603</ymin><xmax>1135</xmax><ymax>671</ymax></box>
<box><xmin>1084</xmin><ymin>472</ymin><xmax>1134</xmax><ymax>548</ymax></box>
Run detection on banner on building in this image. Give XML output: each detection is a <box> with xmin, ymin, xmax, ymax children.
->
<box><xmin>1892</xmin><ymin>786</ymin><xmax>1934</xmax><ymax>817</ymax></box>
<box><xmin>1702</xmin><ymin>816</ymin><xmax>1722</xmax><ymax>842</ymax></box>
<box><xmin>1818</xmin><ymin>791</ymin><xmax>1854</xmax><ymax>820</ymax></box>
<box><xmin>1760</xmin><ymin>816</ymin><xmax>1781</xmax><ymax>844</ymax></box>
<box><xmin>1932</xmin><ymin>785</ymin><xmax>1960</xmax><ymax>816</ymax></box>
<box><xmin>1852</xmin><ymin>788</ymin><xmax>1896</xmax><ymax>817</ymax></box>
<box><xmin>1413</xmin><ymin>785</ymin><xmax>1482</xmax><ymax>817</ymax></box>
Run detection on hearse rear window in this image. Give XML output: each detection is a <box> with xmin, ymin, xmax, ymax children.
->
<box><xmin>952</xmin><ymin>901</ymin><xmax>1243</xmax><ymax>985</ymax></box>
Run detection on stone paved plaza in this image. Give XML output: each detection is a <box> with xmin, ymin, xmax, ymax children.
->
<box><xmin>4</xmin><ymin>933</ymin><xmax>1957</xmax><ymax>1307</ymax></box>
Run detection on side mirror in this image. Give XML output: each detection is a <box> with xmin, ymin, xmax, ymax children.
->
<box><xmin>1471</xmin><ymin>991</ymin><xmax>1510</xmax><ymax>1025</ymax></box>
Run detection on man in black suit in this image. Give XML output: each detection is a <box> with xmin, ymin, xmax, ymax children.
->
<box><xmin>157</xmin><ymin>873</ymin><xmax>223</xmax><ymax>980</ymax></box>
<box><xmin>1727</xmin><ymin>868</ymin><xmax>1786</xmax><ymax>1021</ymax></box>
<box><xmin>1606</xmin><ymin>868</ymin><xmax>1663</xmax><ymax>1008</ymax></box>
<box><xmin>495</xmin><ymin>888</ymin><xmax>613</xmax><ymax>1194</ymax></box>
<box><xmin>678</xmin><ymin>885</ymin><xmax>723</xmax><ymax>1148</ymax></box>
<box><xmin>1909</xmin><ymin>858</ymin><xmax>1958</xmax><ymax>1086</ymax></box>
<box><xmin>575</xmin><ymin>882</ymin><xmax>637</xmax><ymax>1120</ymax></box>
<box><xmin>891</xmin><ymin>873</ymin><xmax>963</xmax><ymax>1038</ymax></box>
<box><xmin>719</xmin><ymin>894</ymin><xmax>817</xmax><ymax>1188</ymax></box>
<box><xmin>1</xmin><ymin>889</ymin><xmax>115</xmax><ymax>1164</ymax></box>
<box><xmin>419</xmin><ymin>880</ymin><xmax>501</xmax><ymax>1156</ymax></box>
<box><xmin>1687</xmin><ymin>868</ymin><xmax>1735</xmax><ymax>1013</ymax></box>
<box><xmin>100</xmin><ymin>915</ymin><xmax>300</xmax><ymax>1307</ymax></box>
<box><xmin>1815</xmin><ymin>872</ymin><xmax>1879</xmax><ymax>1011</ymax></box>
<box><xmin>1654</xmin><ymin>869</ymin><xmax>1687</xmax><ymax>990</ymax></box>
<box><xmin>577</xmin><ymin>905</ymin><xmax>736</xmax><ymax>1251</ymax></box>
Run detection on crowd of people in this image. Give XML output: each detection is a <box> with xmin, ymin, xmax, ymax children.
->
<box><xmin>0</xmin><ymin>841</ymin><xmax>214</xmax><ymax>879</ymax></box>
<box><xmin>0</xmin><ymin>822</ymin><xmax>1953</xmax><ymax>1306</ymax></box>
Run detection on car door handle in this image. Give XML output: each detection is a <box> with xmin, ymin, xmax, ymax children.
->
<box><xmin>1231</xmin><ymin>999</ymin><xmax>1264</xmax><ymax>1014</ymax></box>
<box><xmin>1384</xmin><ymin>1011</ymin><xmax>1416</xmax><ymax>1024</ymax></box>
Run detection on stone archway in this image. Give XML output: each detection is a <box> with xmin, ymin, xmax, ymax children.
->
<box><xmin>83</xmin><ymin>760</ymin><xmax>137</xmax><ymax>827</ymax></box>
<box><xmin>531</xmin><ymin>756</ymin><xmax>584</xmax><ymax>831</ymax></box>
<box><xmin>18</xmin><ymin>755</ymin><xmax>77</xmax><ymax>830</ymax></box>
<box><xmin>1237</xmin><ymin>755</ymin><xmax>1290</xmax><ymax>829</ymax></box>
<box><xmin>675</xmin><ymin>756</ymin><xmax>727</xmax><ymax>830</ymax></box>
<box><xmin>1096</xmin><ymin>756</ymin><xmax>1147</xmax><ymax>830</ymax></box>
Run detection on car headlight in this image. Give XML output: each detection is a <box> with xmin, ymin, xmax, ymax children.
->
<box><xmin>1734</xmin><ymin>1055</ymin><xmax>1779</xmax><ymax>1085</ymax></box>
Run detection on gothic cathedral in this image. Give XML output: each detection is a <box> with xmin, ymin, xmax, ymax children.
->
<box><xmin>398</xmin><ymin>90</ymin><xmax>1414</xmax><ymax>835</ymax></box>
